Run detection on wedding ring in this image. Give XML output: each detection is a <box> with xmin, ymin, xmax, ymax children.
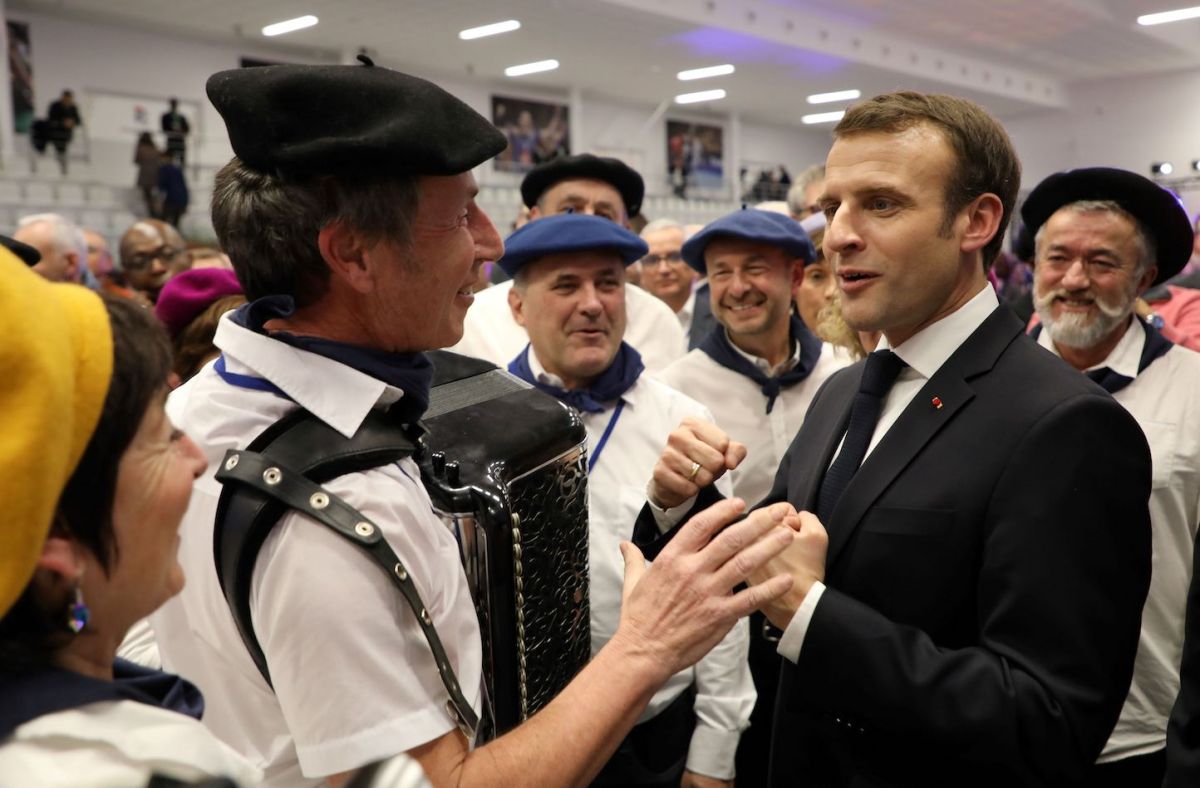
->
<box><xmin>687</xmin><ymin>461</ymin><xmax>701</xmax><ymax>482</ymax></box>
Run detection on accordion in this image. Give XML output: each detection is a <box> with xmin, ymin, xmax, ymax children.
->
<box><xmin>421</xmin><ymin>351</ymin><xmax>591</xmax><ymax>740</ymax></box>
<box><xmin>213</xmin><ymin>351</ymin><xmax>591</xmax><ymax>744</ymax></box>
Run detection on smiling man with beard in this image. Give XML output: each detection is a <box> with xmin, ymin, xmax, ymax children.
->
<box><xmin>1023</xmin><ymin>167</ymin><xmax>1200</xmax><ymax>788</ymax></box>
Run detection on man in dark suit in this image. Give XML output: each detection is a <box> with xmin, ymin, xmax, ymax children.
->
<box><xmin>642</xmin><ymin>91</ymin><xmax>1153</xmax><ymax>786</ymax></box>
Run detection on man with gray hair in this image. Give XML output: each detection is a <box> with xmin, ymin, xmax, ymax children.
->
<box><xmin>14</xmin><ymin>212</ymin><xmax>90</xmax><ymax>285</ymax></box>
<box><xmin>785</xmin><ymin>164</ymin><xmax>825</xmax><ymax>220</ymax></box>
<box><xmin>639</xmin><ymin>218</ymin><xmax>700</xmax><ymax>345</ymax></box>
<box><xmin>1024</xmin><ymin>167</ymin><xmax>1200</xmax><ymax>787</ymax></box>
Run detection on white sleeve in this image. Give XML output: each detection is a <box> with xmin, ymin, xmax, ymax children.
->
<box><xmin>686</xmin><ymin>616</ymin><xmax>754</xmax><ymax>779</ymax></box>
<box><xmin>250</xmin><ymin>461</ymin><xmax>481</xmax><ymax>779</ymax></box>
<box><xmin>776</xmin><ymin>581</ymin><xmax>827</xmax><ymax>664</ymax></box>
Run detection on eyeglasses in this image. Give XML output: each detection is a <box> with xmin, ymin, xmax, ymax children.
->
<box><xmin>124</xmin><ymin>245</ymin><xmax>185</xmax><ymax>271</ymax></box>
<box><xmin>641</xmin><ymin>251</ymin><xmax>684</xmax><ymax>267</ymax></box>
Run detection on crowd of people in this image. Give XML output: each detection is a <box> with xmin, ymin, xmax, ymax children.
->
<box><xmin>3</xmin><ymin>57</ymin><xmax>1200</xmax><ymax>788</ymax></box>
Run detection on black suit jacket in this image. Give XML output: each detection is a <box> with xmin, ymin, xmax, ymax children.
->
<box><xmin>687</xmin><ymin>281</ymin><xmax>717</xmax><ymax>351</ymax></box>
<box><xmin>1165</xmin><ymin>528</ymin><xmax>1200</xmax><ymax>786</ymax></box>
<box><xmin>638</xmin><ymin>306</ymin><xmax>1153</xmax><ymax>787</ymax></box>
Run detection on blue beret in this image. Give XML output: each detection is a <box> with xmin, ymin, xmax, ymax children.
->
<box><xmin>681</xmin><ymin>208</ymin><xmax>816</xmax><ymax>273</ymax></box>
<box><xmin>1021</xmin><ymin>167</ymin><xmax>1194</xmax><ymax>285</ymax></box>
<box><xmin>498</xmin><ymin>214</ymin><xmax>648</xmax><ymax>277</ymax></box>
<box><xmin>207</xmin><ymin>57</ymin><xmax>506</xmax><ymax>178</ymax></box>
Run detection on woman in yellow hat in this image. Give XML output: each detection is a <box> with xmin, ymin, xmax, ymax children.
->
<box><xmin>0</xmin><ymin>250</ymin><xmax>260</xmax><ymax>786</ymax></box>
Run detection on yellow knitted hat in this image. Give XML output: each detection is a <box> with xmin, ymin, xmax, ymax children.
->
<box><xmin>0</xmin><ymin>250</ymin><xmax>113</xmax><ymax>617</ymax></box>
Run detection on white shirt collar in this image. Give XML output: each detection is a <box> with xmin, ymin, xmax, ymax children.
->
<box><xmin>526</xmin><ymin>345</ymin><xmax>644</xmax><ymax>407</ymax></box>
<box><xmin>727</xmin><ymin>327</ymin><xmax>802</xmax><ymax>377</ymax></box>
<box><xmin>212</xmin><ymin>312</ymin><xmax>405</xmax><ymax>439</ymax></box>
<box><xmin>1036</xmin><ymin>315</ymin><xmax>1143</xmax><ymax>378</ymax></box>
<box><xmin>677</xmin><ymin>290</ymin><xmax>696</xmax><ymax>332</ymax></box>
<box><xmin>880</xmin><ymin>284</ymin><xmax>999</xmax><ymax>380</ymax></box>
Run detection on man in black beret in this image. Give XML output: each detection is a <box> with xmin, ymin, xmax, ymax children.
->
<box><xmin>1021</xmin><ymin>167</ymin><xmax>1200</xmax><ymax>787</ymax></box>
<box><xmin>146</xmin><ymin>58</ymin><xmax>795</xmax><ymax>788</ymax></box>
<box><xmin>453</xmin><ymin>152</ymin><xmax>686</xmax><ymax>373</ymax></box>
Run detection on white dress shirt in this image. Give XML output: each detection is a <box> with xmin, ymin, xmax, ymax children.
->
<box><xmin>449</xmin><ymin>281</ymin><xmax>686</xmax><ymax>373</ymax></box>
<box><xmin>149</xmin><ymin>314</ymin><xmax>480</xmax><ymax>786</ymax></box>
<box><xmin>1038</xmin><ymin>320</ymin><xmax>1200</xmax><ymax>762</ymax></box>
<box><xmin>774</xmin><ymin>285</ymin><xmax>1000</xmax><ymax>661</ymax></box>
<box><xmin>0</xmin><ymin>700</ymin><xmax>264</xmax><ymax>788</ymax></box>
<box><xmin>658</xmin><ymin>337</ymin><xmax>849</xmax><ymax>507</ymax></box>
<box><xmin>528</xmin><ymin>352</ymin><xmax>754</xmax><ymax>780</ymax></box>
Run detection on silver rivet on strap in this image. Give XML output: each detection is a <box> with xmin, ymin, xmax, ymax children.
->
<box><xmin>354</xmin><ymin>522</ymin><xmax>374</xmax><ymax>537</ymax></box>
<box><xmin>420</xmin><ymin>608</ymin><xmax>432</xmax><ymax>625</ymax></box>
<box><xmin>224</xmin><ymin>455</ymin><xmax>239</xmax><ymax>471</ymax></box>
<box><xmin>394</xmin><ymin>563</ymin><xmax>408</xmax><ymax>581</ymax></box>
<box><xmin>309</xmin><ymin>492</ymin><xmax>329</xmax><ymax>510</ymax></box>
<box><xmin>263</xmin><ymin>467</ymin><xmax>282</xmax><ymax>485</ymax></box>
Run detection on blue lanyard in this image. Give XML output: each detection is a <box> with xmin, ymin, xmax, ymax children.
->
<box><xmin>214</xmin><ymin>355</ymin><xmax>293</xmax><ymax>401</ymax></box>
<box><xmin>587</xmin><ymin>400</ymin><xmax>625</xmax><ymax>475</ymax></box>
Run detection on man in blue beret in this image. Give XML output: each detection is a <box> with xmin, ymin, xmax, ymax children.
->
<box><xmin>503</xmin><ymin>213</ymin><xmax>754</xmax><ymax>788</ymax></box>
<box><xmin>1019</xmin><ymin>167</ymin><xmax>1200</xmax><ymax>787</ymax></box>
<box><xmin>450</xmin><ymin>153</ymin><xmax>685</xmax><ymax>373</ymax></box>
<box><xmin>637</xmin><ymin>91</ymin><xmax>1152</xmax><ymax>787</ymax></box>
<box><xmin>146</xmin><ymin>60</ymin><xmax>796</xmax><ymax>788</ymax></box>
<box><xmin>655</xmin><ymin>207</ymin><xmax>848</xmax><ymax>785</ymax></box>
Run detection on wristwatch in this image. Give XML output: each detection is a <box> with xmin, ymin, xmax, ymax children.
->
<box><xmin>1146</xmin><ymin>312</ymin><xmax>1166</xmax><ymax>330</ymax></box>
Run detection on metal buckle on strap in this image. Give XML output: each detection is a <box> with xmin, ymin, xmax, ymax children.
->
<box><xmin>446</xmin><ymin>698</ymin><xmax>478</xmax><ymax>741</ymax></box>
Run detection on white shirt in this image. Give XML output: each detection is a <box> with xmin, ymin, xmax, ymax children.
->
<box><xmin>528</xmin><ymin>352</ymin><xmax>753</xmax><ymax>780</ymax></box>
<box><xmin>677</xmin><ymin>289</ymin><xmax>697</xmax><ymax>333</ymax></box>
<box><xmin>449</xmin><ymin>281</ymin><xmax>687</xmax><ymax>373</ymax></box>
<box><xmin>0</xmin><ymin>699</ymin><xmax>262</xmax><ymax>788</ymax></box>
<box><xmin>658</xmin><ymin>339</ymin><xmax>849</xmax><ymax>507</ymax></box>
<box><xmin>1038</xmin><ymin>320</ymin><xmax>1200</xmax><ymax>761</ymax></box>
<box><xmin>774</xmin><ymin>284</ymin><xmax>1000</xmax><ymax>660</ymax></box>
<box><xmin>149</xmin><ymin>313</ymin><xmax>480</xmax><ymax>786</ymax></box>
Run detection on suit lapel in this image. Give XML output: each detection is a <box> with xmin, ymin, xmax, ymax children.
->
<box><xmin>823</xmin><ymin>307</ymin><xmax>1025</xmax><ymax>566</ymax></box>
<box><xmin>789</xmin><ymin>368</ymin><xmax>859</xmax><ymax>511</ymax></box>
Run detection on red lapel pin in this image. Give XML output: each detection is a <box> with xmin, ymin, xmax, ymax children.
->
<box><xmin>931</xmin><ymin>396</ymin><xmax>944</xmax><ymax>410</ymax></box>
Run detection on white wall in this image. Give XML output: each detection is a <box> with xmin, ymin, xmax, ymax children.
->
<box><xmin>1006</xmin><ymin>67</ymin><xmax>1200</xmax><ymax>214</ymax></box>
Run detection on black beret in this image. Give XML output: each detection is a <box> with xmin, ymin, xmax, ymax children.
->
<box><xmin>1021</xmin><ymin>167</ymin><xmax>1194</xmax><ymax>285</ymax></box>
<box><xmin>498</xmin><ymin>213</ymin><xmax>648</xmax><ymax>277</ymax></box>
<box><xmin>206</xmin><ymin>59</ymin><xmax>506</xmax><ymax>178</ymax></box>
<box><xmin>682</xmin><ymin>208</ymin><xmax>816</xmax><ymax>273</ymax></box>
<box><xmin>520</xmin><ymin>153</ymin><xmax>644</xmax><ymax>216</ymax></box>
<box><xmin>1</xmin><ymin>235</ymin><xmax>40</xmax><ymax>267</ymax></box>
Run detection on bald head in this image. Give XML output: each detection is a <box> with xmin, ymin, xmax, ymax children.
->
<box><xmin>119</xmin><ymin>219</ymin><xmax>187</xmax><ymax>301</ymax></box>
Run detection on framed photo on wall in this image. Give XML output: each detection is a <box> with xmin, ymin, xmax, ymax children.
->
<box><xmin>491</xmin><ymin>94</ymin><xmax>569</xmax><ymax>173</ymax></box>
<box><xmin>666</xmin><ymin>119</ymin><xmax>724</xmax><ymax>197</ymax></box>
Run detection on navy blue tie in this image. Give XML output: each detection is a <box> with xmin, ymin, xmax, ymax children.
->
<box><xmin>816</xmin><ymin>350</ymin><xmax>907</xmax><ymax>525</ymax></box>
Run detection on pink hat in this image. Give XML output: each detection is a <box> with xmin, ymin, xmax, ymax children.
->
<box><xmin>153</xmin><ymin>267</ymin><xmax>242</xmax><ymax>339</ymax></box>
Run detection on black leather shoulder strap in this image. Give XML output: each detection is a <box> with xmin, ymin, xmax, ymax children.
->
<box><xmin>211</xmin><ymin>408</ymin><xmax>477</xmax><ymax>736</ymax></box>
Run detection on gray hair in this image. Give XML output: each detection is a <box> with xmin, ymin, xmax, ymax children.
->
<box><xmin>1033</xmin><ymin>200</ymin><xmax>1157</xmax><ymax>277</ymax></box>
<box><xmin>210</xmin><ymin>158</ymin><xmax>420</xmax><ymax>306</ymax></box>
<box><xmin>18</xmin><ymin>212</ymin><xmax>87</xmax><ymax>263</ymax></box>
<box><xmin>786</xmin><ymin>164</ymin><xmax>826</xmax><ymax>215</ymax></box>
<box><xmin>641</xmin><ymin>218</ymin><xmax>684</xmax><ymax>237</ymax></box>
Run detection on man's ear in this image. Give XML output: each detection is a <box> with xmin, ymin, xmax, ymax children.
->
<box><xmin>1137</xmin><ymin>264</ymin><xmax>1160</xmax><ymax>296</ymax></box>
<box><xmin>959</xmin><ymin>193</ymin><xmax>1004</xmax><ymax>256</ymax></box>
<box><xmin>508</xmin><ymin>282</ymin><xmax>527</xmax><ymax>327</ymax></box>
<box><xmin>65</xmin><ymin>251</ymin><xmax>80</xmax><ymax>281</ymax></box>
<box><xmin>317</xmin><ymin>221</ymin><xmax>375</xmax><ymax>294</ymax></box>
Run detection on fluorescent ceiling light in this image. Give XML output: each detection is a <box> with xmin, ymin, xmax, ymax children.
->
<box><xmin>459</xmin><ymin>20</ymin><xmax>521</xmax><ymax>40</ymax></box>
<box><xmin>505</xmin><ymin>59</ymin><xmax>559</xmax><ymax>77</ymax></box>
<box><xmin>261</xmin><ymin>15</ymin><xmax>318</xmax><ymax>37</ymax></box>
<box><xmin>677</xmin><ymin>64</ymin><xmax>735</xmax><ymax>81</ymax></box>
<box><xmin>1138</xmin><ymin>5</ymin><xmax>1200</xmax><ymax>25</ymax></box>
<box><xmin>802</xmin><ymin>110</ymin><xmax>846</xmax><ymax>125</ymax></box>
<box><xmin>807</xmin><ymin>89</ymin><xmax>861</xmax><ymax>104</ymax></box>
<box><xmin>675</xmin><ymin>89</ymin><xmax>726</xmax><ymax>104</ymax></box>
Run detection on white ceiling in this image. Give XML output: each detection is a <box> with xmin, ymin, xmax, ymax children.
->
<box><xmin>11</xmin><ymin>0</ymin><xmax>1200</xmax><ymax>126</ymax></box>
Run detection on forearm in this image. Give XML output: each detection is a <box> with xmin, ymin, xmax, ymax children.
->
<box><xmin>454</xmin><ymin>637</ymin><xmax>663</xmax><ymax>786</ymax></box>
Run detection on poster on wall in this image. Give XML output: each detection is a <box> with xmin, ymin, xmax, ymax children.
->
<box><xmin>666</xmin><ymin>119</ymin><xmax>724</xmax><ymax>196</ymax></box>
<box><xmin>491</xmin><ymin>95</ymin><xmax>569</xmax><ymax>173</ymax></box>
<box><xmin>7</xmin><ymin>21</ymin><xmax>33</xmax><ymax>133</ymax></box>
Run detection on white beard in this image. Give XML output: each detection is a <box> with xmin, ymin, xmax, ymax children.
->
<box><xmin>1033</xmin><ymin>282</ymin><xmax>1137</xmax><ymax>350</ymax></box>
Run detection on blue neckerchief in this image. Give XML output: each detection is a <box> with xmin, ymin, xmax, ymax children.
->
<box><xmin>1030</xmin><ymin>319</ymin><xmax>1173</xmax><ymax>395</ymax></box>
<box><xmin>0</xmin><ymin>658</ymin><xmax>205</xmax><ymax>738</ymax></box>
<box><xmin>698</xmin><ymin>314</ymin><xmax>823</xmax><ymax>413</ymax></box>
<box><xmin>507</xmin><ymin>342</ymin><xmax>644</xmax><ymax>414</ymax></box>
<box><xmin>230</xmin><ymin>296</ymin><xmax>433</xmax><ymax>425</ymax></box>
